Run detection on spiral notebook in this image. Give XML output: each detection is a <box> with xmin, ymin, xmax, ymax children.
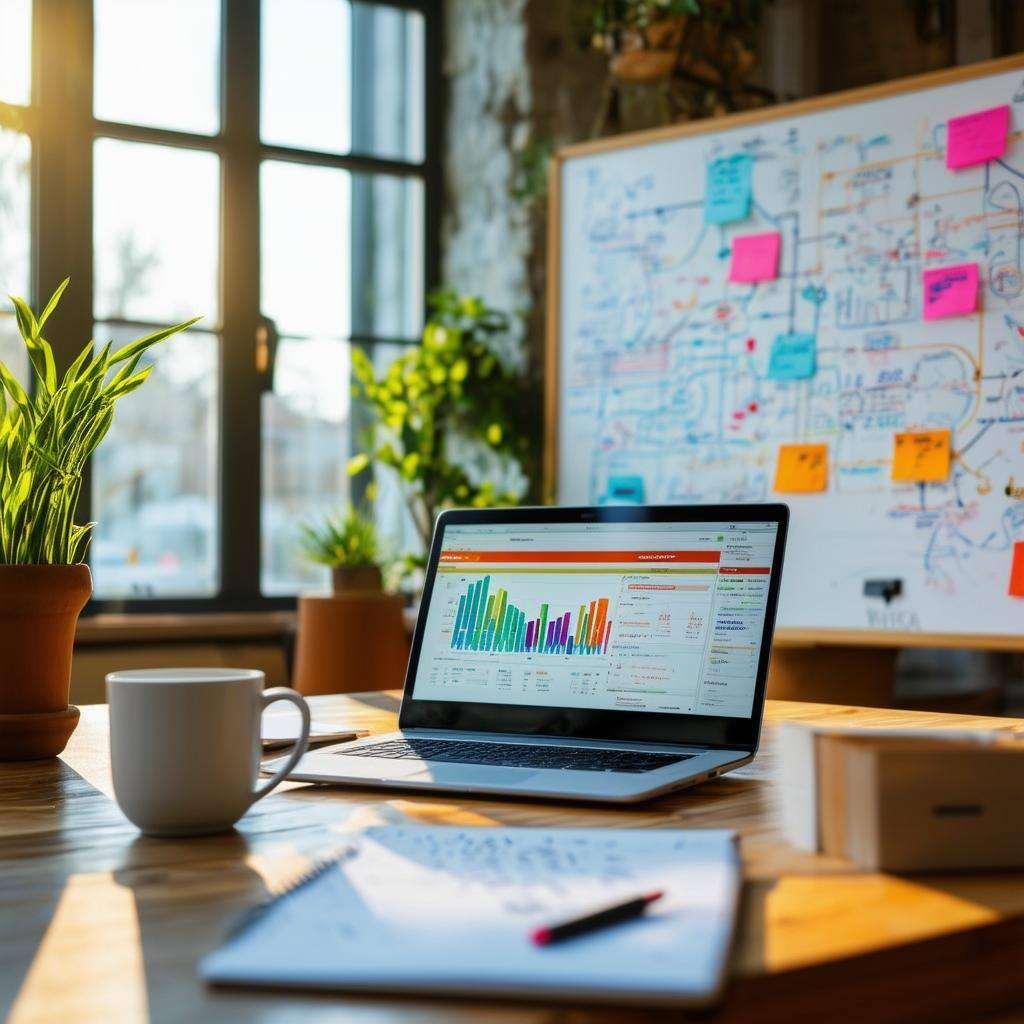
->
<box><xmin>200</xmin><ymin>826</ymin><xmax>741</xmax><ymax>1007</ymax></box>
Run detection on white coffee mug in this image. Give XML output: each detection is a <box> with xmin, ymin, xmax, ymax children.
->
<box><xmin>106</xmin><ymin>668</ymin><xmax>311</xmax><ymax>837</ymax></box>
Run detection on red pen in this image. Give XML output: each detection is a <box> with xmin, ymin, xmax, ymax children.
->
<box><xmin>530</xmin><ymin>890</ymin><xmax>664</xmax><ymax>946</ymax></box>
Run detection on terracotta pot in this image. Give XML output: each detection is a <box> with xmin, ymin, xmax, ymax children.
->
<box><xmin>0</xmin><ymin>564</ymin><xmax>92</xmax><ymax>759</ymax></box>
<box><xmin>292</xmin><ymin>592</ymin><xmax>409</xmax><ymax>696</ymax></box>
<box><xmin>645</xmin><ymin>15</ymin><xmax>686</xmax><ymax>51</ymax></box>
<box><xmin>610</xmin><ymin>49</ymin><xmax>677</xmax><ymax>84</ymax></box>
<box><xmin>331</xmin><ymin>564</ymin><xmax>383</xmax><ymax>594</ymax></box>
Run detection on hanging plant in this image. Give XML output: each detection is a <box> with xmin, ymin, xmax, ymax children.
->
<box><xmin>587</xmin><ymin>0</ymin><xmax>776</xmax><ymax>133</ymax></box>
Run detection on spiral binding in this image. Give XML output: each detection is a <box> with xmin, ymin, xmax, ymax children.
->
<box><xmin>223</xmin><ymin>843</ymin><xmax>359</xmax><ymax>941</ymax></box>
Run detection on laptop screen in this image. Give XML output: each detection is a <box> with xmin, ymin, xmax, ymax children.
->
<box><xmin>411</xmin><ymin>519</ymin><xmax>780</xmax><ymax>721</ymax></box>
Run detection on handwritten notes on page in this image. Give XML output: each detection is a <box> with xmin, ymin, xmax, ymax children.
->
<box><xmin>705</xmin><ymin>154</ymin><xmax>752</xmax><ymax>224</ymax></box>
<box><xmin>729</xmin><ymin>232</ymin><xmax>781</xmax><ymax>283</ymax></box>
<box><xmin>767</xmin><ymin>332</ymin><xmax>816</xmax><ymax>380</ymax></box>
<box><xmin>200</xmin><ymin>827</ymin><xmax>742</xmax><ymax>1006</ymax></box>
<box><xmin>947</xmin><ymin>104</ymin><xmax>1010</xmax><ymax>169</ymax></box>
<box><xmin>892</xmin><ymin>430</ymin><xmax>951</xmax><ymax>483</ymax></box>
<box><xmin>774</xmin><ymin>444</ymin><xmax>828</xmax><ymax>493</ymax></box>
<box><xmin>1010</xmin><ymin>542</ymin><xmax>1024</xmax><ymax>598</ymax></box>
<box><xmin>923</xmin><ymin>263</ymin><xmax>979</xmax><ymax>319</ymax></box>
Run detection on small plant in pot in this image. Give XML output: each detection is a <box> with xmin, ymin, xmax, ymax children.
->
<box><xmin>292</xmin><ymin>502</ymin><xmax>406</xmax><ymax>694</ymax></box>
<box><xmin>297</xmin><ymin>502</ymin><xmax>389</xmax><ymax>594</ymax></box>
<box><xmin>0</xmin><ymin>280</ymin><xmax>197</xmax><ymax>760</ymax></box>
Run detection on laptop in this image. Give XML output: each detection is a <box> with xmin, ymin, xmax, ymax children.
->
<box><xmin>273</xmin><ymin>504</ymin><xmax>789</xmax><ymax>803</ymax></box>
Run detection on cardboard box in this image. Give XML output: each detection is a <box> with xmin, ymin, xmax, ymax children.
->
<box><xmin>778</xmin><ymin>722</ymin><xmax>1024</xmax><ymax>871</ymax></box>
<box><xmin>823</xmin><ymin>737</ymin><xmax>1024</xmax><ymax>872</ymax></box>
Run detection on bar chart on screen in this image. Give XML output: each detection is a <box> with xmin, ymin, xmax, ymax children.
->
<box><xmin>449</xmin><ymin>576</ymin><xmax>613</xmax><ymax>656</ymax></box>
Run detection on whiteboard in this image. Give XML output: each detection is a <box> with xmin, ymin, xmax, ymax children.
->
<box><xmin>551</xmin><ymin>59</ymin><xmax>1024</xmax><ymax>643</ymax></box>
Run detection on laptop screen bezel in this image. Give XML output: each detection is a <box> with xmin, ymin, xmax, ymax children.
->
<box><xmin>398</xmin><ymin>504</ymin><xmax>789</xmax><ymax>751</ymax></box>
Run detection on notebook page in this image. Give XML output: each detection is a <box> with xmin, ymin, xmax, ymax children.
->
<box><xmin>201</xmin><ymin>826</ymin><xmax>740</xmax><ymax>1005</ymax></box>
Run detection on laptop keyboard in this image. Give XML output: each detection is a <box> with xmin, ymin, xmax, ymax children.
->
<box><xmin>340</xmin><ymin>738</ymin><xmax>693</xmax><ymax>774</ymax></box>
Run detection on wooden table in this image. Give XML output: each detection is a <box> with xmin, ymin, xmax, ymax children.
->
<box><xmin>3</xmin><ymin>694</ymin><xmax>1023</xmax><ymax>1024</ymax></box>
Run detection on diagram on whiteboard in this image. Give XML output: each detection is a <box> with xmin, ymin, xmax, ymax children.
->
<box><xmin>556</xmin><ymin>66</ymin><xmax>1024</xmax><ymax>636</ymax></box>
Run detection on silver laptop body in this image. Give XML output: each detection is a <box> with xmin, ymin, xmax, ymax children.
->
<box><xmin>272</xmin><ymin>504</ymin><xmax>788</xmax><ymax>804</ymax></box>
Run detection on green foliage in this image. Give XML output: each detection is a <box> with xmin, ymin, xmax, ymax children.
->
<box><xmin>512</xmin><ymin>134</ymin><xmax>557</xmax><ymax>207</ymax></box>
<box><xmin>0</xmin><ymin>279</ymin><xmax>199</xmax><ymax>565</ymax></box>
<box><xmin>592</xmin><ymin>0</ymin><xmax>701</xmax><ymax>33</ymax></box>
<box><xmin>349</xmin><ymin>290</ymin><xmax>529</xmax><ymax>557</ymax></box>
<box><xmin>297</xmin><ymin>503</ymin><xmax>383</xmax><ymax>569</ymax></box>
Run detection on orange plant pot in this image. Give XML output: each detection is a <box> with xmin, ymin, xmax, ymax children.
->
<box><xmin>0</xmin><ymin>564</ymin><xmax>92</xmax><ymax>759</ymax></box>
<box><xmin>292</xmin><ymin>592</ymin><xmax>409</xmax><ymax>696</ymax></box>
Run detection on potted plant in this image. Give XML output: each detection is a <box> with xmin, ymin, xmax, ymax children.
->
<box><xmin>291</xmin><ymin>502</ymin><xmax>407</xmax><ymax>696</ymax></box>
<box><xmin>0</xmin><ymin>280</ymin><xmax>197</xmax><ymax>760</ymax></box>
<box><xmin>348</xmin><ymin>289</ymin><xmax>530</xmax><ymax>577</ymax></box>
<box><xmin>587</xmin><ymin>0</ymin><xmax>775</xmax><ymax>134</ymax></box>
<box><xmin>297</xmin><ymin>503</ymin><xmax>387</xmax><ymax>594</ymax></box>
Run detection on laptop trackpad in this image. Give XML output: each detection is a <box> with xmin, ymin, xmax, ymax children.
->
<box><xmin>404</xmin><ymin>764</ymin><xmax>542</xmax><ymax>787</ymax></box>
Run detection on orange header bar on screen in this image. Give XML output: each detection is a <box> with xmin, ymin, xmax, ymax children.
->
<box><xmin>438</xmin><ymin>550</ymin><xmax>721</xmax><ymax>564</ymax></box>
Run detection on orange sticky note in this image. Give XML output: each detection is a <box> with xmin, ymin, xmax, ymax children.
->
<box><xmin>892</xmin><ymin>430</ymin><xmax>951</xmax><ymax>482</ymax></box>
<box><xmin>1010</xmin><ymin>542</ymin><xmax>1024</xmax><ymax>598</ymax></box>
<box><xmin>774</xmin><ymin>444</ymin><xmax>828</xmax><ymax>493</ymax></box>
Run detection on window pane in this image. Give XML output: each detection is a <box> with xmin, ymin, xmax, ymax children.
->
<box><xmin>0</xmin><ymin>0</ymin><xmax>31</xmax><ymax>106</ymax></box>
<box><xmin>261</xmin><ymin>337</ymin><xmax>351</xmax><ymax>595</ymax></box>
<box><xmin>261</xmin><ymin>0</ymin><xmax>424</xmax><ymax>162</ymax></box>
<box><xmin>351</xmin><ymin>172</ymin><xmax>423</xmax><ymax>338</ymax></box>
<box><xmin>261</xmin><ymin>161</ymin><xmax>350</xmax><ymax>338</ymax></box>
<box><xmin>0</xmin><ymin>128</ymin><xmax>31</xmax><ymax>300</ymax></box>
<box><xmin>261</xmin><ymin>0</ymin><xmax>351</xmax><ymax>154</ymax></box>
<box><xmin>93</xmin><ymin>0</ymin><xmax>221</xmax><ymax>134</ymax></box>
<box><xmin>350</xmin><ymin>2</ymin><xmax>424</xmax><ymax>162</ymax></box>
<box><xmin>94</xmin><ymin>139</ymin><xmax>220</xmax><ymax>324</ymax></box>
<box><xmin>0</xmin><ymin>315</ymin><xmax>29</xmax><ymax>386</ymax></box>
<box><xmin>261</xmin><ymin>163</ymin><xmax>422</xmax><ymax>341</ymax></box>
<box><xmin>91</xmin><ymin>324</ymin><xmax>219</xmax><ymax>599</ymax></box>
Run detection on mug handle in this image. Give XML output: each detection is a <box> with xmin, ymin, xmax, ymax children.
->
<box><xmin>251</xmin><ymin>687</ymin><xmax>312</xmax><ymax>804</ymax></box>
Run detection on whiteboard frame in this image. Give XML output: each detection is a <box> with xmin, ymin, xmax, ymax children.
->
<box><xmin>544</xmin><ymin>54</ymin><xmax>1024</xmax><ymax>651</ymax></box>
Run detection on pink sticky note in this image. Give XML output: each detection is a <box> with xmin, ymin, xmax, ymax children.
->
<box><xmin>922</xmin><ymin>263</ymin><xmax>978</xmax><ymax>319</ymax></box>
<box><xmin>947</xmin><ymin>104</ymin><xmax>1009</xmax><ymax>169</ymax></box>
<box><xmin>728</xmin><ymin>232</ymin><xmax>781</xmax><ymax>283</ymax></box>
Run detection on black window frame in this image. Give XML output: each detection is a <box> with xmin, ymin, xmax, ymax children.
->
<box><xmin>3</xmin><ymin>0</ymin><xmax>442</xmax><ymax>614</ymax></box>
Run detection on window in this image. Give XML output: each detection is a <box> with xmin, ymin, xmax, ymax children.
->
<box><xmin>0</xmin><ymin>0</ymin><xmax>32</xmax><ymax>384</ymax></box>
<box><xmin>0</xmin><ymin>1</ymin><xmax>439</xmax><ymax>610</ymax></box>
<box><xmin>0</xmin><ymin>125</ymin><xmax>30</xmax><ymax>383</ymax></box>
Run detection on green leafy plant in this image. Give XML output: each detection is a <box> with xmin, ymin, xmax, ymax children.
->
<box><xmin>0</xmin><ymin>279</ymin><xmax>199</xmax><ymax>565</ymax></box>
<box><xmin>349</xmin><ymin>290</ymin><xmax>530</xmax><ymax>561</ymax></box>
<box><xmin>297</xmin><ymin>502</ymin><xmax>383</xmax><ymax>570</ymax></box>
<box><xmin>592</xmin><ymin>0</ymin><xmax>701</xmax><ymax>34</ymax></box>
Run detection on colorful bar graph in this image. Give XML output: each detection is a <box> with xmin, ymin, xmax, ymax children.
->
<box><xmin>449</xmin><ymin>576</ymin><xmax>613</xmax><ymax>656</ymax></box>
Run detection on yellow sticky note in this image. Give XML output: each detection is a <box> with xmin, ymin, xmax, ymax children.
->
<box><xmin>774</xmin><ymin>444</ymin><xmax>828</xmax><ymax>493</ymax></box>
<box><xmin>892</xmin><ymin>430</ymin><xmax>951</xmax><ymax>482</ymax></box>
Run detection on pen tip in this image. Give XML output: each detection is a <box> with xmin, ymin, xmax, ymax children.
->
<box><xmin>645</xmin><ymin>891</ymin><xmax>665</xmax><ymax>903</ymax></box>
<box><xmin>531</xmin><ymin>928</ymin><xmax>551</xmax><ymax>946</ymax></box>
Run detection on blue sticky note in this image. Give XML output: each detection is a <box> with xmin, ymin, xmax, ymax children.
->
<box><xmin>602</xmin><ymin>475</ymin><xmax>645</xmax><ymax>505</ymax></box>
<box><xmin>705</xmin><ymin>154</ymin><xmax>752</xmax><ymax>224</ymax></box>
<box><xmin>768</xmin><ymin>332</ymin><xmax>816</xmax><ymax>380</ymax></box>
